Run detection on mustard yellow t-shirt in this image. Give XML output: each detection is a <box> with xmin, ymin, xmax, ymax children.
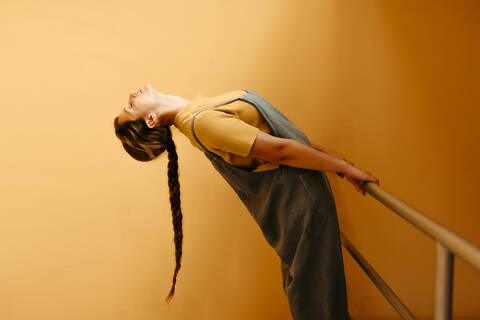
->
<box><xmin>173</xmin><ymin>89</ymin><xmax>280</xmax><ymax>172</ymax></box>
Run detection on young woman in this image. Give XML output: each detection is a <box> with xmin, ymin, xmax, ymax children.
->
<box><xmin>113</xmin><ymin>84</ymin><xmax>379</xmax><ymax>320</ymax></box>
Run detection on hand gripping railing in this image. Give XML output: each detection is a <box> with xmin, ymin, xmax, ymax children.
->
<box><xmin>340</xmin><ymin>181</ymin><xmax>480</xmax><ymax>320</ymax></box>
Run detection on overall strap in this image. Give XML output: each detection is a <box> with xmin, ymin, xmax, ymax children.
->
<box><xmin>190</xmin><ymin>90</ymin><xmax>250</xmax><ymax>152</ymax></box>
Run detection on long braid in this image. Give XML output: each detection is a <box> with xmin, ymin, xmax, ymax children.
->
<box><xmin>164</xmin><ymin>126</ymin><xmax>183</xmax><ymax>305</ymax></box>
<box><xmin>113</xmin><ymin>117</ymin><xmax>184</xmax><ymax>305</ymax></box>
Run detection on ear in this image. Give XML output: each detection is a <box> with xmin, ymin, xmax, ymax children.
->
<box><xmin>145</xmin><ymin>112</ymin><xmax>159</xmax><ymax>128</ymax></box>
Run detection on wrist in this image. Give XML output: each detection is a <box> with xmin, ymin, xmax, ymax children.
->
<box><xmin>337</xmin><ymin>159</ymin><xmax>351</xmax><ymax>174</ymax></box>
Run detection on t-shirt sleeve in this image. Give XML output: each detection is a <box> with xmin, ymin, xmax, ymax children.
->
<box><xmin>193</xmin><ymin>110</ymin><xmax>260</xmax><ymax>157</ymax></box>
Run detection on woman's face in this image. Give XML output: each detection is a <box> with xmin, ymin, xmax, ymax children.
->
<box><xmin>118</xmin><ymin>84</ymin><xmax>160</xmax><ymax>125</ymax></box>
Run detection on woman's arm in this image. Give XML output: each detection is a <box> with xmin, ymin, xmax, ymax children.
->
<box><xmin>310</xmin><ymin>142</ymin><xmax>331</xmax><ymax>154</ymax></box>
<box><xmin>247</xmin><ymin>131</ymin><xmax>348</xmax><ymax>173</ymax></box>
<box><xmin>310</xmin><ymin>142</ymin><xmax>352</xmax><ymax>177</ymax></box>
<box><xmin>247</xmin><ymin>131</ymin><xmax>379</xmax><ymax>185</ymax></box>
<box><xmin>311</xmin><ymin>142</ymin><xmax>348</xmax><ymax>162</ymax></box>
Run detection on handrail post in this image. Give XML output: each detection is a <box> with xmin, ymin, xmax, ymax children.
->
<box><xmin>435</xmin><ymin>241</ymin><xmax>454</xmax><ymax>320</ymax></box>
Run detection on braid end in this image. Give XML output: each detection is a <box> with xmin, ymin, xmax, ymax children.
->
<box><xmin>164</xmin><ymin>282</ymin><xmax>176</xmax><ymax>305</ymax></box>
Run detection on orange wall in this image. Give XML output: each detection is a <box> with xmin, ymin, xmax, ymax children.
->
<box><xmin>0</xmin><ymin>1</ymin><xmax>478</xmax><ymax>319</ymax></box>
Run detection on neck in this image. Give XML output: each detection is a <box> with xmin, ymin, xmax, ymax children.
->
<box><xmin>156</xmin><ymin>94</ymin><xmax>190</xmax><ymax>126</ymax></box>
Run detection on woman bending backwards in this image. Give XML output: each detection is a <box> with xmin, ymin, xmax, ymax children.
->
<box><xmin>113</xmin><ymin>84</ymin><xmax>379</xmax><ymax>320</ymax></box>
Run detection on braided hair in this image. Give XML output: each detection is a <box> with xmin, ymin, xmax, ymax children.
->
<box><xmin>113</xmin><ymin>116</ymin><xmax>183</xmax><ymax>305</ymax></box>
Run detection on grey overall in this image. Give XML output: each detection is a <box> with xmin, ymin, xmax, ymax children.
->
<box><xmin>190</xmin><ymin>89</ymin><xmax>350</xmax><ymax>320</ymax></box>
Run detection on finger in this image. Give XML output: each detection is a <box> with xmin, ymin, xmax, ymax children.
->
<box><xmin>364</xmin><ymin>175</ymin><xmax>375</xmax><ymax>183</ymax></box>
<box><xmin>347</xmin><ymin>177</ymin><xmax>364</xmax><ymax>194</ymax></box>
<box><xmin>346</xmin><ymin>176</ymin><xmax>357</xmax><ymax>189</ymax></box>
<box><xmin>352</xmin><ymin>179</ymin><xmax>365</xmax><ymax>195</ymax></box>
<box><xmin>355</xmin><ymin>180</ymin><xmax>366</xmax><ymax>195</ymax></box>
<box><xmin>368</xmin><ymin>174</ymin><xmax>379</xmax><ymax>185</ymax></box>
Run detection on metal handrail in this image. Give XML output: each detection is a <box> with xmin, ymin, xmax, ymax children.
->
<box><xmin>340</xmin><ymin>181</ymin><xmax>480</xmax><ymax>320</ymax></box>
<box><xmin>361</xmin><ymin>181</ymin><xmax>480</xmax><ymax>271</ymax></box>
<box><xmin>340</xmin><ymin>232</ymin><xmax>417</xmax><ymax>319</ymax></box>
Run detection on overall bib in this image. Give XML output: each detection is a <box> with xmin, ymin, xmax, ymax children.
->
<box><xmin>190</xmin><ymin>89</ymin><xmax>350</xmax><ymax>320</ymax></box>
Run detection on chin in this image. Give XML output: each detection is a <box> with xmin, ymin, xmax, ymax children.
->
<box><xmin>147</xmin><ymin>84</ymin><xmax>158</xmax><ymax>93</ymax></box>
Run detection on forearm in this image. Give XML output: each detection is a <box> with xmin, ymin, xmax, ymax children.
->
<box><xmin>276</xmin><ymin>140</ymin><xmax>349</xmax><ymax>173</ymax></box>
<box><xmin>311</xmin><ymin>142</ymin><xmax>342</xmax><ymax>159</ymax></box>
